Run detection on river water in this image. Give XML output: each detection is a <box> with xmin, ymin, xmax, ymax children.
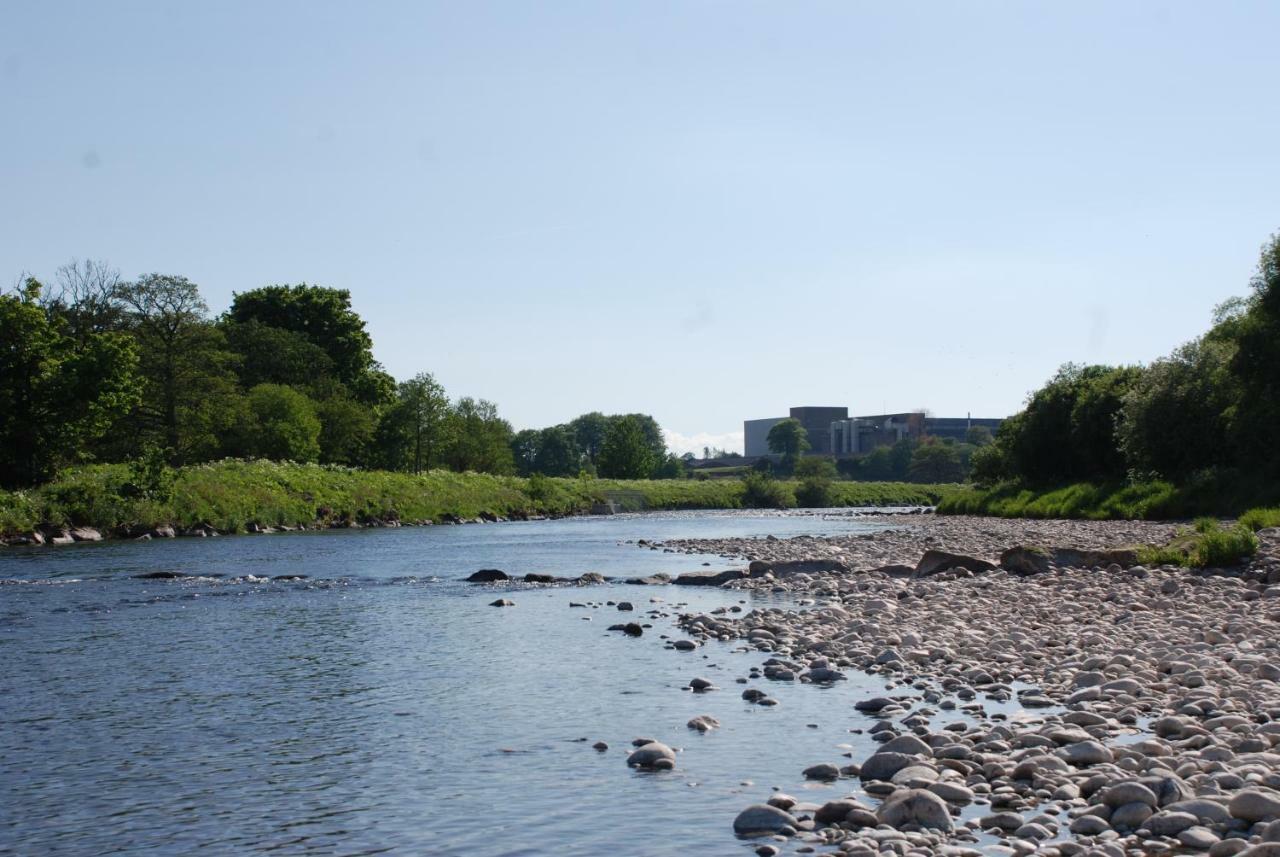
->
<box><xmin>2</xmin><ymin>510</ymin><xmax>928</xmax><ymax>856</ymax></box>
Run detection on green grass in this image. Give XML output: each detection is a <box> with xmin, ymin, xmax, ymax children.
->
<box><xmin>1137</xmin><ymin>519</ymin><xmax>1259</xmax><ymax>568</ymax></box>
<box><xmin>938</xmin><ymin>473</ymin><xmax>1280</xmax><ymax>521</ymax></box>
<box><xmin>0</xmin><ymin>460</ymin><xmax>958</xmax><ymax>537</ymax></box>
<box><xmin>1239</xmin><ymin>507</ymin><xmax>1280</xmax><ymax>531</ymax></box>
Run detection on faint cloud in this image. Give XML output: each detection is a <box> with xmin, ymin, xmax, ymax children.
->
<box><xmin>662</xmin><ymin>428</ymin><xmax>744</xmax><ymax>456</ymax></box>
<box><xmin>81</xmin><ymin>150</ymin><xmax>102</xmax><ymax>169</ymax></box>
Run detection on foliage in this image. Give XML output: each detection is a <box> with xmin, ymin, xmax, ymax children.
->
<box><xmin>379</xmin><ymin>373</ymin><xmax>451</xmax><ymax>474</ymax></box>
<box><xmin>792</xmin><ymin>456</ymin><xmax>838</xmax><ymax>507</ymax></box>
<box><xmin>1229</xmin><ymin>232</ymin><xmax>1280</xmax><ymax>466</ymax></box>
<box><xmin>1239</xmin><ymin>508</ymin><xmax>1280</xmax><ymax>532</ymax></box>
<box><xmin>442</xmin><ymin>398</ymin><xmax>514</xmax><ymax>475</ymax></box>
<box><xmin>242</xmin><ymin>384</ymin><xmax>322</xmax><ymax>462</ymax></box>
<box><xmin>597</xmin><ymin>415</ymin><xmax>656</xmax><ymax>479</ymax></box>
<box><xmin>741</xmin><ymin>472</ymin><xmax>793</xmax><ymax>509</ymax></box>
<box><xmin>908</xmin><ymin>442</ymin><xmax>964</xmax><ymax>483</ymax></box>
<box><xmin>964</xmin><ymin>425</ymin><xmax>993</xmax><ymax>446</ymax></box>
<box><xmin>226</xmin><ymin>284</ymin><xmax>392</xmax><ymax>406</ymax></box>
<box><xmin>766</xmin><ymin>418</ymin><xmax>810</xmax><ymax>463</ymax></box>
<box><xmin>1116</xmin><ymin>336</ymin><xmax>1238</xmax><ymax>480</ymax></box>
<box><xmin>1137</xmin><ymin>519</ymin><xmax>1258</xmax><ymax>568</ymax></box>
<box><xmin>0</xmin><ymin>279</ymin><xmax>140</xmax><ymax>486</ymax></box>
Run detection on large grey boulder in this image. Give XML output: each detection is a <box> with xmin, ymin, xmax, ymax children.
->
<box><xmin>859</xmin><ymin>751</ymin><xmax>919</xmax><ymax>782</ymax></box>
<box><xmin>913</xmin><ymin>550</ymin><xmax>996</xmax><ymax>578</ymax></box>
<box><xmin>626</xmin><ymin>742</ymin><xmax>676</xmax><ymax>770</ymax></box>
<box><xmin>876</xmin><ymin>788</ymin><xmax>953</xmax><ymax>831</ymax></box>
<box><xmin>1229</xmin><ymin>790</ymin><xmax>1280</xmax><ymax>823</ymax></box>
<box><xmin>733</xmin><ymin>804</ymin><xmax>798</xmax><ymax>836</ymax></box>
<box><xmin>1000</xmin><ymin>545</ymin><xmax>1052</xmax><ymax>576</ymax></box>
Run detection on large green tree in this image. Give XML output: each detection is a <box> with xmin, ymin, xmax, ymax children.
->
<box><xmin>597</xmin><ymin>415</ymin><xmax>656</xmax><ymax>479</ymax></box>
<box><xmin>442</xmin><ymin>397</ymin><xmax>514</xmax><ymax>474</ymax></box>
<box><xmin>242</xmin><ymin>384</ymin><xmax>322</xmax><ymax>462</ymax></box>
<box><xmin>226</xmin><ymin>284</ymin><xmax>393</xmax><ymax>406</ymax></box>
<box><xmin>118</xmin><ymin>273</ymin><xmax>242</xmax><ymax>463</ymax></box>
<box><xmin>570</xmin><ymin>412</ymin><xmax>610</xmax><ymax>465</ymax></box>
<box><xmin>1229</xmin><ymin>233</ymin><xmax>1280</xmax><ymax>469</ymax></box>
<box><xmin>0</xmin><ymin>279</ymin><xmax>140</xmax><ymax>486</ymax></box>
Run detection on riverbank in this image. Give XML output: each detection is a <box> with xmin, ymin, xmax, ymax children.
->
<box><xmin>939</xmin><ymin>477</ymin><xmax>1280</xmax><ymax>521</ymax></box>
<box><xmin>650</xmin><ymin>516</ymin><xmax>1280</xmax><ymax>854</ymax></box>
<box><xmin>0</xmin><ymin>459</ymin><xmax>957</xmax><ymax>544</ymax></box>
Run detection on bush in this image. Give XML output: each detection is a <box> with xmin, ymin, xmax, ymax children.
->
<box><xmin>741</xmin><ymin>473</ymin><xmax>793</xmax><ymax>509</ymax></box>
<box><xmin>794</xmin><ymin>479</ymin><xmax>834</xmax><ymax>508</ymax></box>
<box><xmin>1138</xmin><ymin>519</ymin><xmax>1259</xmax><ymax>568</ymax></box>
<box><xmin>1239</xmin><ymin>507</ymin><xmax>1280</xmax><ymax>531</ymax></box>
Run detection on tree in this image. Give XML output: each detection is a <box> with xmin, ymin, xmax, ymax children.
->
<box><xmin>995</xmin><ymin>363</ymin><xmax>1139</xmax><ymax>484</ymax></box>
<box><xmin>1229</xmin><ymin>232</ymin><xmax>1280</xmax><ymax>470</ymax></box>
<box><xmin>794</xmin><ymin>456</ymin><xmax>838</xmax><ymax>507</ymax></box>
<box><xmin>118</xmin><ymin>273</ymin><xmax>243</xmax><ymax>463</ymax></box>
<box><xmin>511</xmin><ymin>429</ymin><xmax>543</xmax><ymax>476</ymax></box>
<box><xmin>651</xmin><ymin>453</ymin><xmax>686</xmax><ymax>480</ymax></box>
<box><xmin>381</xmin><ymin>373</ymin><xmax>451</xmax><ymax>474</ymax></box>
<box><xmin>908</xmin><ymin>442</ymin><xmax>964</xmax><ymax>483</ymax></box>
<box><xmin>42</xmin><ymin>258</ymin><xmax>126</xmax><ymax>343</ymax></box>
<box><xmin>226</xmin><ymin>284</ymin><xmax>392</xmax><ymax>406</ymax></box>
<box><xmin>533</xmin><ymin>425</ymin><xmax>582</xmax><ymax>476</ymax></box>
<box><xmin>223</xmin><ymin>318</ymin><xmax>335</xmax><ymax>389</ymax></box>
<box><xmin>442</xmin><ymin>397</ymin><xmax>515</xmax><ymax>474</ymax></box>
<box><xmin>570</xmin><ymin>412</ymin><xmax>610</xmax><ymax>465</ymax></box>
<box><xmin>314</xmin><ymin>392</ymin><xmax>376</xmax><ymax>465</ymax></box>
<box><xmin>243</xmin><ymin>384</ymin><xmax>321</xmax><ymax>462</ymax></box>
<box><xmin>964</xmin><ymin>425</ymin><xmax>994</xmax><ymax>447</ymax></box>
<box><xmin>766</xmin><ymin>418</ymin><xmax>810</xmax><ymax>469</ymax></box>
<box><xmin>597</xmin><ymin>415</ymin><xmax>656</xmax><ymax>478</ymax></box>
<box><xmin>0</xmin><ymin>279</ymin><xmax>140</xmax><ymax>486</ymax></box>
<box><xmin>1117</xmin><ymin>337</ymin><xmax>1237</xmax><ymax>479</ymax></box>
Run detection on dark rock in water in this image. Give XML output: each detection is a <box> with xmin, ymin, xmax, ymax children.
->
<box><xmin>577</xmin><ymin>572</ymin><xmax>606</xmax><ymax>584</ymax></box>
<box><xmin>272</xmin><ymin>575</ymin><xmax>308</xmax><ymax>581</ymax></box>
<box><xmin>467</xmin><ymin>569</ymin><xmax>509</xmax><ymax>582</ymax></box>
<box><xmin>626</xmin><ymin>741</ymin><xmax>676</xmax><ymax>769</ymax></box>
<box><xmin>616</xmin><ymin>601</ymin><xmax>634</xmax><ymax>611</ymax></box>
<box><xmin>733</xmin><ymin>804</ymin><xmax>798</xmax><ymax>836</ymax></box>
<box><xmin>133</xmin><ymin>571</ymin><xmax>188</xmax><ymax>579</ymax></box>
<box><xmin>489</xmin><ymin>598</ymin><xmax>515</xmax><ymax>607</ymax></box>
<box><xmin>673</xmin><ymin>569</ymin><xmax>745</xmax><ymax>587</ymax></box>
<box><xmin>609</xmin><ymin>623</ymin><xmax>644</xmax><ymax>637</ymax></box>
<box><xmin>913</xmin><ymin>550</ymin><xmax>996</xmax><ymax>578</ymax></box>
<box><xmin>593</xmin><ymin>741</ymin><xmax>609</xmax><ymax>751</ymax></box>
<box><xmin>1000</xmin><ymin>545</ymin><xmax>1052</xmax><ymax>576</ymax></box>
<box><xmin>624</xmin><ymin>574</ymin><xmax>670</xmax><ymax>585</ymax></box>
<box><xmin>523</xmin><ymin>573</ymin><xmax>556</xmax><ymax>583</ymax></box>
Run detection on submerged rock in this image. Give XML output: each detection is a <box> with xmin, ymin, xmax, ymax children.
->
<box><xmin>467</xmin><ymin>569</ymin><xmax>509</xmax><ymax>582</ymax></box>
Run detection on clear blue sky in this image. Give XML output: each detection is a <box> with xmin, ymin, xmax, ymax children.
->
<box><xmin>4</xmin><ymin>2</ymin><xmax>1277</xmax><ymax>454</ymax></box>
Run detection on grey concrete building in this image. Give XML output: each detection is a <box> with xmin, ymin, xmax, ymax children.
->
<box><xmin>743</xmin><ymin>417</ymin><xmax>786</xmax><ymax>457</ymax></box>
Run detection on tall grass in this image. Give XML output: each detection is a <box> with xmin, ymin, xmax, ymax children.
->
<box><xmin>1137</xmin><ymin>519</ymin><xmax>1259</xmax><ymax>568</ymax></box>
<box><xmin>939</xmin><ymin>476</ymin><xmax>1280</xmax><ymax>521</ymax></box>
<box><xmin>0</xmin><ymin>460</ymin><xmax>959</xmax><ymax>536</ymax></box>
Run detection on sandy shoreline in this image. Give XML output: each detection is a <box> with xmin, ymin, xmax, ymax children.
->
<box><xmin>651</xmin><ymin>517</ymin><xmax>1280</xmax><ymax>856</ymax></box>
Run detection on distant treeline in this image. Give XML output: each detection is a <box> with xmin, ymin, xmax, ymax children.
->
<box><xmin>953</xmin><ymin>231</ymin><xmax>1280</xmax><ymax>516</ymax></box>
<box><xmin>0</xmin><ymin>263</ymin><xmax>681</xmax><ymax>489</ymax></box>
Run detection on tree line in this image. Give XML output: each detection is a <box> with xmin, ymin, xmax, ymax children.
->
<box><xmin>0</xmin><ymin>262</ymin><xmax>677</xmax><ymax>488</ymax></box>
<box><xmin>761</xmin><ymin>416</ymin><xmax>993</xmax><ymax>484</ymax></box>
<box><xmin>971</xmin><ymin>232</ymin><xmax>1280</xmax><ymax>490</ymax></box>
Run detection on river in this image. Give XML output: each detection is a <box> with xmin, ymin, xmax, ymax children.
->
<box><xmin>2</xmin><ymin>510</ymin><xmax>916</xmax><ymax>855</ymax></box>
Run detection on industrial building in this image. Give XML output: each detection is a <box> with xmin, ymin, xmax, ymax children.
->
<box><xmin>745</xmin><ymin>407</ymin><xmax>1004</xmax><ymax>458</ymax></box>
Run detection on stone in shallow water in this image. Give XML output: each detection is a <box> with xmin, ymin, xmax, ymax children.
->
<box><xmin>489</xmin><ymin>598</ymin><xmax>514</xmax><ymax>607</ymax></box>
<box><xmin>626</xmin><ymin>742</ymin><xmax>676</xmax><ymax>770</ymax></box>
<box><xmin>733</xmin><ymin>804</ymin><xmax>798</xmax><ymax>836</ymax></box>
<box><xmin>876</xmin><ymin>788</ymin><xmax>953</xmax><ymax>832</ymax></box>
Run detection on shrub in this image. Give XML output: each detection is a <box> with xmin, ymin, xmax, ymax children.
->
<box><xmin>1239</xmin><ymin>507</ymin><xmax>1280</xmax><ymax>531</ymax></box>
<box><xmin>1138</xmin><ymin>519</ymin><xmax>1258</xmax><ymax>568</ymax></box>
<box><xmin>794</xmin><ymin>478</ymin><xmax>834</xmax><ymax>508</ymax></box>
<box><xmin>741</xmin><ymin>473</ymin><xmax>792</xmax><ymax>509</ymax></box>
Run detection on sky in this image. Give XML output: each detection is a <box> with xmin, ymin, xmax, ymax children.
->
<box><xmin>4</xmin><ymin>2</ymin><xmax>1278</xmax><ymax>455</ymax></box>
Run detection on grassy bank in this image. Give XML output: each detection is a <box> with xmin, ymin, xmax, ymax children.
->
<box><xmin>0</xmin><ymin>460</ymin><xmax>957</xmax><ymax>537</ymax></box>
<box><xmin>938</xmin><ymin>477</ymin><xmax>1280</xmax><ymax>521</ymax></box>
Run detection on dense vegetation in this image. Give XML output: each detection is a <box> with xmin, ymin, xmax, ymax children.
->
<box><xmin>0</xmin><ymin>460</ymin><xmax>956</xmax><ymax>536</ymax></box>
<box><xmin>942</xmin><ymin>232</ymin><xmax>1280</xmax><ymax>519</ymax></box>
<box><xmin>0</xmin><ymin>264</ymin><xmax>683</xmax><ymax>489</ymax></box>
